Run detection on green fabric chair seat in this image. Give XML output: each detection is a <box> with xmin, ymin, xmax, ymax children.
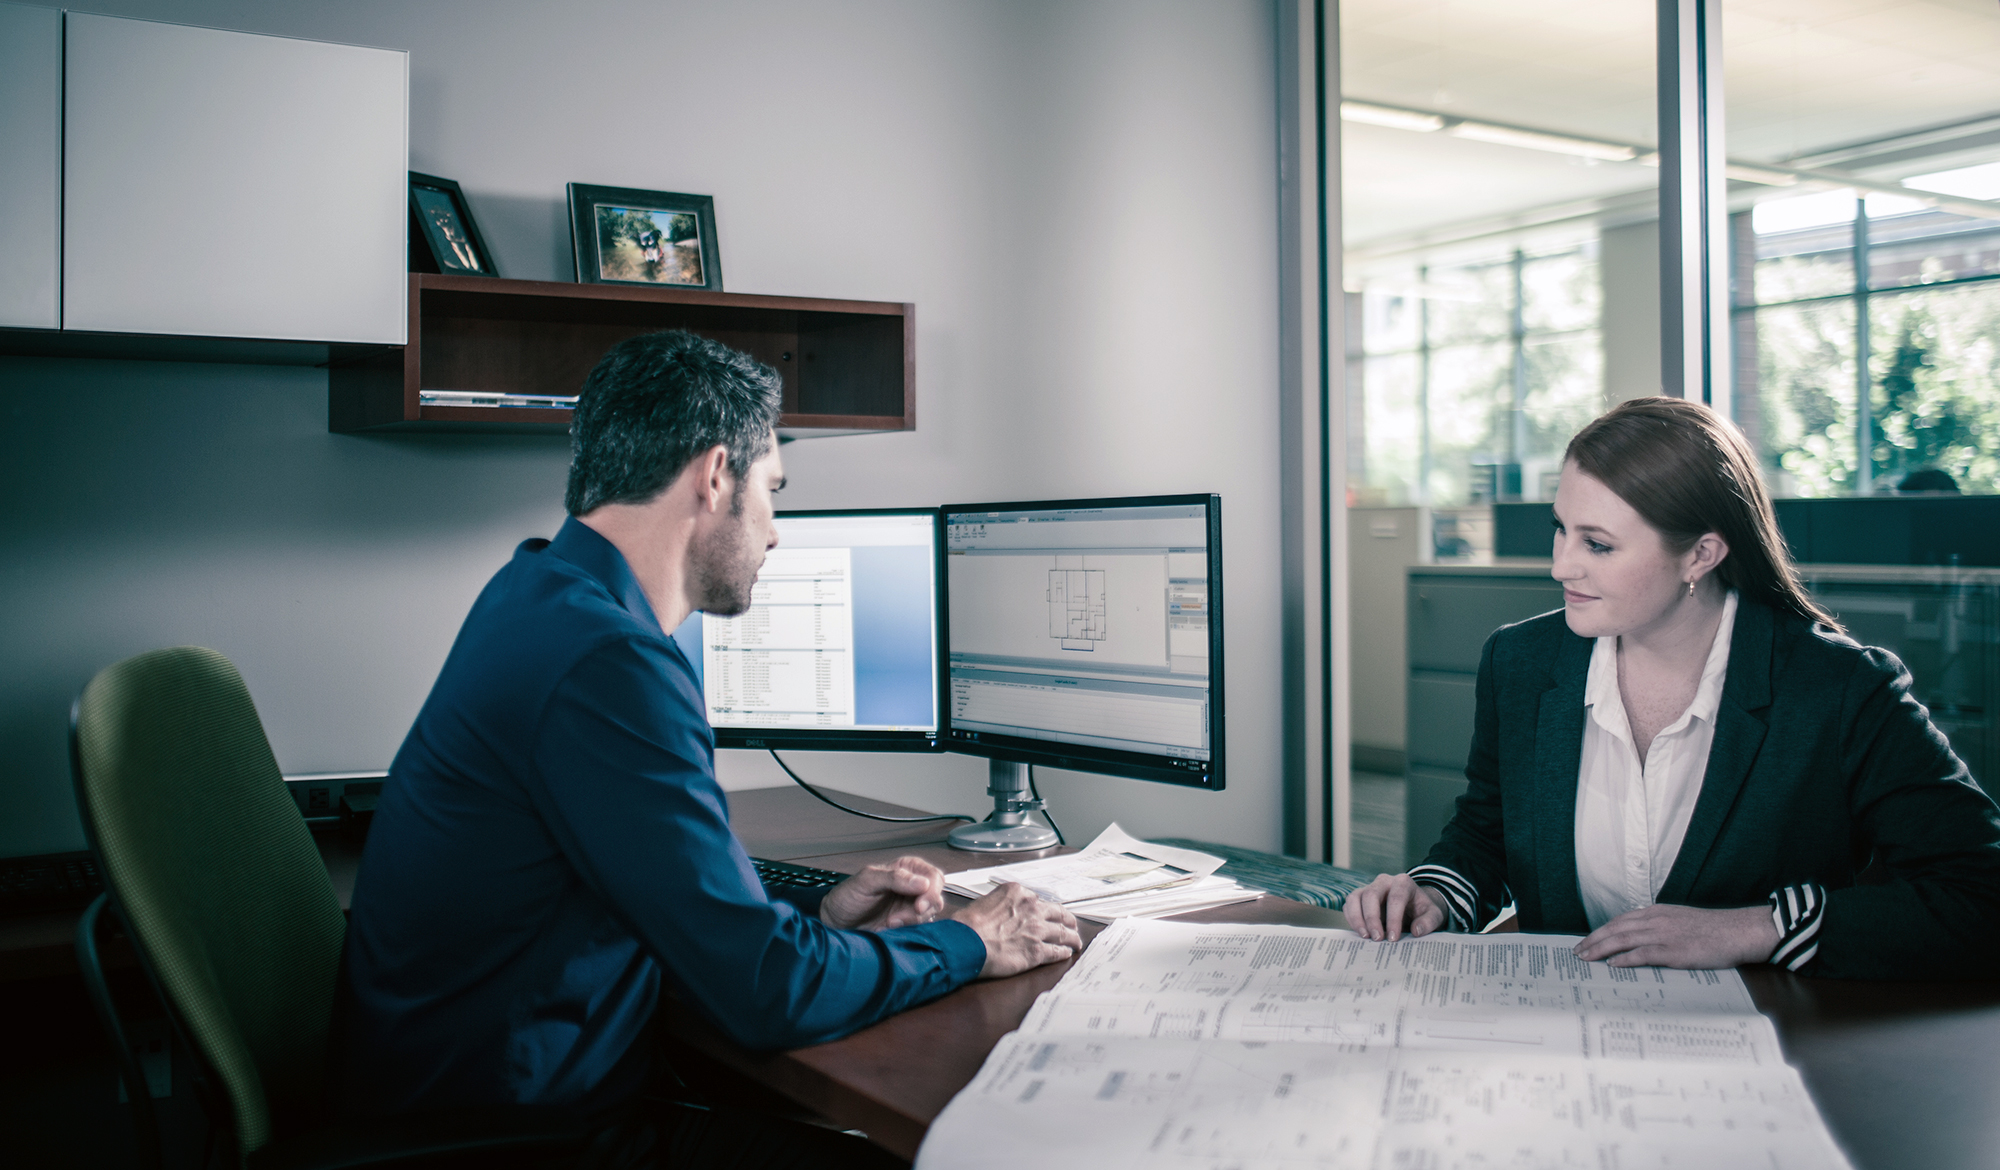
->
<box><xmin>1149</xmin><ymin>838</ymin><xmax>1373</xmax><ymax>910</ymax></box>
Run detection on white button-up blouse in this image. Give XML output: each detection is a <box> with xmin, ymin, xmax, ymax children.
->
<box><xmin>1572</xmin><ymin>590</ymin><xmax>1739</xmax><ymax>930</ymax></box>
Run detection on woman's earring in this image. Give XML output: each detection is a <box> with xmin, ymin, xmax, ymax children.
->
<box><xmin>1686</xmin><ymin>579</ymin><xmax>1696</xmax><ymax>598</ymax></box>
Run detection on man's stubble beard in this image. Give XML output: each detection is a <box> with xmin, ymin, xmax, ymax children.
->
<box><xmin>691</xmin><ymin>489</ymin><xmax>762</xmax><ymax>617</ymax></box>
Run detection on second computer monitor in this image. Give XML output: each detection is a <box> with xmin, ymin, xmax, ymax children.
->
<box><xmin>941</xmin><ymin>494</ymin><xmax>1223</xmax><ymax>789</ymax></box>
<box><xmin>672</xmin><ymin>508</ymin><xmax>943</xmax><ymax>752</ymax></box>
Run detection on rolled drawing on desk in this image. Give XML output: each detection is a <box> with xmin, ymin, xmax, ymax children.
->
<box><xmin>915</xmin><ymin>919</ymin><xmax>1851</xmax><ymax>1170</ymax></box>
<box><xmin>915</xmin><ymin>1037</ymin><xmax>1854</xmax><ymax>1170</ymax></box>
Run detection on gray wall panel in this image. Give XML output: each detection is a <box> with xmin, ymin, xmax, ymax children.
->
<box><xmin>0</xmin><ymin>0</ymin><xmax>1284</xmax><ymax>858</ymax></box>
<box><xmin>0</xmin><ymin>2</ymin><xmax>61</xmax><ymax>329</ymax></box>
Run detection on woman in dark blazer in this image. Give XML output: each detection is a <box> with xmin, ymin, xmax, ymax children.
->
<box><xmin>1345</xmin><ymin>397</ymin><xmax>2000</xmax><ymax>979</ymax></box>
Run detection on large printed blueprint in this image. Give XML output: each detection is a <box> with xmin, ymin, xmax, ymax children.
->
<box><xmin>915</xmin><ymin>920</ymin><xmax>1851</xmax><ymax>1170</ymax></box>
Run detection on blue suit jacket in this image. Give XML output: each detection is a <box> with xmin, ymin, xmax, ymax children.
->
<box><xmin>1421</xmin><ymin>599</ymin><xmax>2000</xmax><ymax>978</ymax></box>
<box><xmin>338</xmin><ymin>519</ymin><xmax>983</xmax><ymax>1116</ymax></box>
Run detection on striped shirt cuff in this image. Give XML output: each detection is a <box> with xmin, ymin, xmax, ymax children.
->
<box><xmin>1768</xmin><ymin>883</ymin><xmax>1826</xmax><ymax>971</ymax></box>
<box><xmin>1408</xmin><ymin>865</ymin><xmax>1478</xmax><ymax>933</ymax></box>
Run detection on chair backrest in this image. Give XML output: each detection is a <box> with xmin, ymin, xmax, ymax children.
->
<box><xmin>71</xmin><ymin>647</ymin><xmax>347</xmax><ymax>1159</ymax></box>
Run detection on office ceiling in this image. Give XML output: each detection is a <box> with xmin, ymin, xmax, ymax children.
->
<box><xmin>1341</xmin><ymin>0</ymin><xmax>2000</xmax><ymax>252</ymax></box>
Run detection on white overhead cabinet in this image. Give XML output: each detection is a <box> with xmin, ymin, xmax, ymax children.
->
<box><xmin>0</xmin><ymin>2</ymin><xmax>62</xmax><ymax>330</ymax></box>
<box><xmin>63</xmin><ymin>13</ymin><xmax>408</xmax><ymax>344</ymax></box>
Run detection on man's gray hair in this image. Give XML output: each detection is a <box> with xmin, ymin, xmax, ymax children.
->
<box><xmin>565</xmin><ymin>330</ymin><xmax>784</xmax><ymax>516</ymax></box>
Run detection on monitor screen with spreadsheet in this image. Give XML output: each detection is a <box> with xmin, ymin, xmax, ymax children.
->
<box><xmin>669</xmin><ymin>509</ymin><xmax>943</xmax><ymax>752</ymax></box>
<box><xmin>940</xmin><ymin>494</ymin><xmax>1223</xmax><ymax>789</ymax></box>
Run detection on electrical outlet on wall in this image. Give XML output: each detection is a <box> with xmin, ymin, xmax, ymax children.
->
<box><xmin>285</xmin><ymin>772</ymin><xmax>389</xmax><ymax>823</ymax></box>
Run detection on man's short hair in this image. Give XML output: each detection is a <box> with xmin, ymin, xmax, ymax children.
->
<box><xmin>565</xmin><ymin>330</ymin><xmax>784</xmax><ymax>516</ymax></box>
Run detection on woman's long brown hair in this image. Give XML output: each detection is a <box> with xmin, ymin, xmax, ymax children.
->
<box><xmin>1564</xmin><ymin>396</ymin><xmax>1841</xmax><ymax>631</ymax></box>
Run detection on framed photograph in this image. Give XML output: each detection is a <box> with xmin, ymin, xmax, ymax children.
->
<box><xmin>567</xmin><ymin>183</ymin><xmax>723</xmax><ymax>291</ymax></box>
<box><xmin>409</xmin><ymin>172</ymin><xmax>499</xmax><ymax>277</ymax></box>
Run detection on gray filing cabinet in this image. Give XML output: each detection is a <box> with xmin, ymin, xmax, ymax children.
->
<box><xmin>1405</xmin><ymin>566</ymin><xmax>1562</xmax><ymax>865</ymax></box>
<box><xmin>1403</xmin><ymin>562</ymin><xmax>2000</xmax><ymax>869</ymax></box>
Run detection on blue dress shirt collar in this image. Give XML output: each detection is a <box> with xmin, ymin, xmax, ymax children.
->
<box><xmin>543</xmin><ymin>516</ymin><xmax>665</xmax><ymax>639</ymax></box>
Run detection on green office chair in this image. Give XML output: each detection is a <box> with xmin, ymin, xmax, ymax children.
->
<box><xmin>71</xmin><ymin>646</ymin><xmax>588</xmax><ymax>1170</ymax></box>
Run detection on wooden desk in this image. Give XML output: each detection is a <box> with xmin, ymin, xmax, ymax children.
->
<box><xmin>10</xmin><ymin>787</ymin><xmax>1996</xmax><ymax>1166</ymax></box>
<box><xmin>671</xmin><ymin>786</ymin><xmax>2000</xmax><ymax>1170</ymax></box>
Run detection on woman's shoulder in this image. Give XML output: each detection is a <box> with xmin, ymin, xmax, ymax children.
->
<box><xmin>1762</xmin><ymin>602</ymin><xmax>1907</xmax><ymax>692</ymax></box>
<box><xmin>1485</xmin><ymin>606</ymin><xmax>1576</xmax><ymax>666</ymax></box>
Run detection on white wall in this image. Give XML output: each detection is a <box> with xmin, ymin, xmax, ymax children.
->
<box><xmin>0</xmin><ymin>0</ymin><xmax>1288</xmax><ymax>855</ymax></box>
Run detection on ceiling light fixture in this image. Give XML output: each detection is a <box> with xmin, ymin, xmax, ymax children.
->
<box><xmin>1446</xmin><ymin>121</ymin><xmax>1637</xmax><ymax>162</ymax></box>
<box><xmin>1339</xmin><ymin>100</ymin><xmax>1445</xmax><ymax>133</ymax></box>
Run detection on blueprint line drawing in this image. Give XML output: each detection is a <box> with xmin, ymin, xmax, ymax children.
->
<box><xmin>1048</xmin><ymin>569</ymin><xmax>1106</xmax><ymax>650</ymax></box>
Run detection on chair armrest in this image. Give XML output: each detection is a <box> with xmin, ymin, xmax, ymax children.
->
<box><xmin>247</xmin><ymin>1106</ymin><xmax>593</xmax><ymax>1170</ymax></box>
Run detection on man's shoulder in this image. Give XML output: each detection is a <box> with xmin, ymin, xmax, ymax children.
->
<box><xmin>480</xmin><ymin>540</ymin><xmax>659</xmax><ymax>646</ymax></box>
<box><xmin>441</xmin><ymin>540</ymin><xmax>690</xmax><ymax>708</ymax></box>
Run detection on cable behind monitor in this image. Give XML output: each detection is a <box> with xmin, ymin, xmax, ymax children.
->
<box><xmin>769</xmin><ymin>750</ymin><xmax>976</xmax><ymax>826</ymax></box>
<box><xmin>1027</xmin><ymin>765</ymin><xmax>1065</xmax><ymax>846</ymax></box>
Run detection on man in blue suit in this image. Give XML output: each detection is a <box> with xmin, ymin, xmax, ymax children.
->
<box><xmin>341</xmin><ymin>330</ymin><xmax>1078</xmax><ymax>1167</ymax></box>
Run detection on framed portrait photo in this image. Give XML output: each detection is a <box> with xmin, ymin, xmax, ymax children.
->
<box><xmin>567</xmin><ymin>183</ymin><xmax>723</xmax><ymax>291</ymax></box>
<box><xmin>408</xmin><ymin>172</ymin><xmax>499</xmax><ymax>277</ymax></box>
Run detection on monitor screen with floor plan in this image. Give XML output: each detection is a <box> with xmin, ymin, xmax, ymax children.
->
<box><xmin>940</xmin><ymin>494</ymin><xmax>1223</xmax><ymax>789</ymax></box>
<box><xmin>670</xmin><ymin>509</ymin><xmax>943</xmax><ymax>752</ymax></box>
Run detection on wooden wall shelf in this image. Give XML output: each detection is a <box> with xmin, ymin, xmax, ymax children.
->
<box><xmin>328</xmin><ymin>274</ymin><xmax>915</xmax><ymax>436</ymax></box>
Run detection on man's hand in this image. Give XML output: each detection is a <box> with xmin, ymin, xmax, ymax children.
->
<box><xmin>1574</xmin><ymin>903</ymin><xmax>1779</xmax><ymax>969</ymax></box>
<box><xmin>950</xmin><ymin>882</ymin><xmax>1083</xmax><ymax>979</ymax></box>
<box><xmin>1342</xmin><ymin>874</ymin><xmax>1447</xmax><ymax>941</ymax></box>
<box><xmin>819</xmin><ymin>857</ymin><xmax>947</xmax><ymax>933</ymax></box>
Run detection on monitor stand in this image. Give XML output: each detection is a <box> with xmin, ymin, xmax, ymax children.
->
<box><xmin>947</xmin><ymin>759</ymin><xmax>1061</xmax><ymax>852</ymax></box>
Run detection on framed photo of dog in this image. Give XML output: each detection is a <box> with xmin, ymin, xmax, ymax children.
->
<box><xmin>567</xmin><ymin>184</ymin><xmax>723</xmax><ymax>291</ymax></box>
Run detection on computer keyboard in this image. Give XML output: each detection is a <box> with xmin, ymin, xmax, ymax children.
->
<box><xmin>0</xmin><ymin>851</ymin><xmax>104</xmax><ymax>916</ymax></box>
<box><xmin>752</xmin><ymin>857</ymin><xmax>847</xmax><ymax>891</ymax></box>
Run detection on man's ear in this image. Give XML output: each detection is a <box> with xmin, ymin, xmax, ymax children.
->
<box><xmin>695</xmin><ymin>445</ymin><xmax>732</xmax><ymax>514</ymax></box>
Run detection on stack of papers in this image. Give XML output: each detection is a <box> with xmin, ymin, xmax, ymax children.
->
<box><xmin>916</xmin><ymin>920</ymin><xmax>1855</xmax><ymax>1170</ymax></box>
<box><xmin>944</xmin><ymin>824</ymin><xmax>1264</xmax><ymax>923</ymax></box>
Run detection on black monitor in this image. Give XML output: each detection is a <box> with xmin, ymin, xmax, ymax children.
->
<box><xmin>670</xmin><ymin>508</ymin><xmax>943</xmax><ymax>753</ymax></box>
<box><xmin>939</xmin><ymin>494</ymin><xmax>1223</xmax><ymax>849</ymax></box>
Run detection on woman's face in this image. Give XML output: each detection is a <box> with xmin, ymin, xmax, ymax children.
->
<box><xmin>1550</xmin><ymin>462</ymin><xmax>1701</xmax><ymax>640</ymax></box>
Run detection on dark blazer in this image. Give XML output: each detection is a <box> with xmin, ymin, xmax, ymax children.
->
<box><xmin>1421</xmin><ymin>598</ymin><xmax>2000</xmax><ymax>979</ymax></box>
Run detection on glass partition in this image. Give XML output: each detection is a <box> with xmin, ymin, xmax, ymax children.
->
<box><xmin>1725</xmin><ymin>0</ymin><xmax>2000</xmax><ymax>496</ymax></box>
<box><xmin>1341</xmin><ymin>0</ymin><xmax>1658</xmax><ymax>507</ymax></box>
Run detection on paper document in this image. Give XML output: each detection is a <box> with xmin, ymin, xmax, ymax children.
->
<box><xmin>1065</xmin><ymin>919</ymin><xmax>1758</xmax><ymax>1014</ymax></box>
<box><xmin>945</xmin><ymin>823</ymin><xmax>1225</xmax><ymax>904</ymax></box>
<box><xmin>1067</xmin><ymin>875</ymin><xmax>1264</xmax><ymax>924</ymax></box>
<box><xmin>916</xmin><ymin>919</ymin><xmax>1846</xmax><ymax>1170</ymax></box>
<box><xmin>1020</xmin><ymin>992</ymin><xmax>1783</xmax><ymax>1062</ymax></box>
<box><xmin>915</xmin><ymin>1036</ymin><xmax>1853</xmax><ymax>1170</ymax></box>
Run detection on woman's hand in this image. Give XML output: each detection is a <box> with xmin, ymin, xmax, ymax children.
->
<box><xmin>1343</xmin><ymin>874</ymin><xmax>1447</xmax><ymax>941</ymax></box>
<box><xmin>1574</xmin><ymin>903</ymin><xmax>1778</xmax><ymax>968</ymax></box>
